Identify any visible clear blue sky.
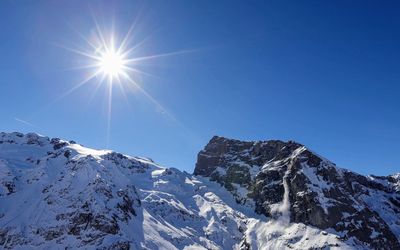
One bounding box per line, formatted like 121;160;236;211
1;1;399;176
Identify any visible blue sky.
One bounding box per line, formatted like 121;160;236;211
1;1;399;175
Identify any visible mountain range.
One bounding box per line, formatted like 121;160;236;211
0;132;399;249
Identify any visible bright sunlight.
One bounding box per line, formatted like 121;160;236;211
97;48;126;80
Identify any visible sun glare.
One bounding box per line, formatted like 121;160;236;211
59;14;193;145
98;48;126;80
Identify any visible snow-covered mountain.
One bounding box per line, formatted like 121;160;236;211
0;132;399;249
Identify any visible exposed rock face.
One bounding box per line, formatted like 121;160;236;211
194;136;400;249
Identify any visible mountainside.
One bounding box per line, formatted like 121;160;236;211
0;132;399;249
194;136;400;249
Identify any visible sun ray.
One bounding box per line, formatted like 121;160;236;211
55;69;102;102
117;17;139;55
61;63;102;71
124;49;196;63
114;75;131;107
106;77;113;147
87;75;106;105
122;74;198;140
123;66;158;79
90;8;108;52
123;75;176;121
53;43;102;61
119;36;146;58
119;32;155;58
65;22;100;51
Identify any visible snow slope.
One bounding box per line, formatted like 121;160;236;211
0;132;398;249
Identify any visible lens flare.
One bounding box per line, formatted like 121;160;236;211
56;13;195;146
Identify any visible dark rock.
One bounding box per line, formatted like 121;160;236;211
64;150;71;158
50;138;68;150
4;181;16;195
101;241;131;250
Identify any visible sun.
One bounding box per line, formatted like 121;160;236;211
97;48;126;80
91;34;131;84
58;15;193;145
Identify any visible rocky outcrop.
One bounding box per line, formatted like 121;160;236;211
194;136;400;249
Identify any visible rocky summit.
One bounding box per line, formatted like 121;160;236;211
194;136;400;249
0;132;399;249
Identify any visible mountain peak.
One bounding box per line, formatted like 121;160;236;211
208;135;303;148
194;136;400;249
194;135;306;177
